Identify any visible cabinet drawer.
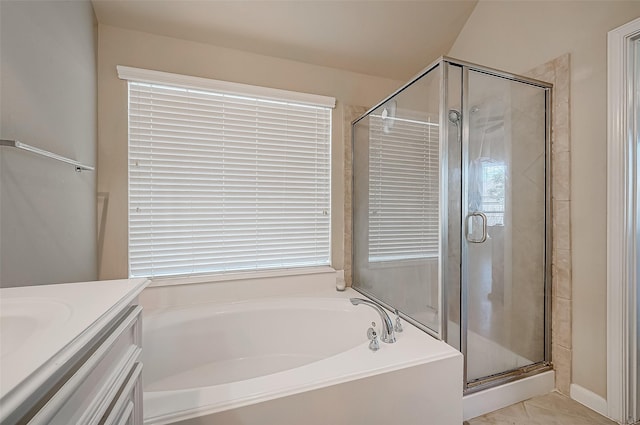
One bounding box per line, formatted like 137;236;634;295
28;306;142;425
103;362;143;425
114;401;134;425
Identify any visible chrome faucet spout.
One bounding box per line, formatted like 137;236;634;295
350;298;396;343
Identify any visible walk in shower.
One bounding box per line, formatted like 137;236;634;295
352;57;552;392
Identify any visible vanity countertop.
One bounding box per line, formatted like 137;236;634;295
0;278;149;415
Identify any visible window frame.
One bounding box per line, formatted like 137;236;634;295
118;66;336;279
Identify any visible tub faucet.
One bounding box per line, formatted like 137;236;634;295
350;298;396;343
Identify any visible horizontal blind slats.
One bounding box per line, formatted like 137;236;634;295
128;80;331;277
368;114;440;262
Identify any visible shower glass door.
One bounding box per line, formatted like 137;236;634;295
463;70;549;383
352;57;551;391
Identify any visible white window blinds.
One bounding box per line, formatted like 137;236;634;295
123;69;332;278
368;114;440;262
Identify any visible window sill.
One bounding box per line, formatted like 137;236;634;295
147;266;336;288
366;256;438;269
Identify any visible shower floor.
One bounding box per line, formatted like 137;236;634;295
411;310;534;381
449;320;534;380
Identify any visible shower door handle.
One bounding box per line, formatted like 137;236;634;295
466;211;488;243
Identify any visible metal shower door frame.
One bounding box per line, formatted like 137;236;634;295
449;57;553;393
351;56;553;393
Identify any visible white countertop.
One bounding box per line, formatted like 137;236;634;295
0;278;149;419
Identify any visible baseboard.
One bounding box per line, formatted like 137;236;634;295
463;371;555;420
570;383;609;418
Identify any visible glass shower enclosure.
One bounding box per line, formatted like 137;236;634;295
352;57;552;392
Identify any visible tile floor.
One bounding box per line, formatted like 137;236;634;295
465;391;617;425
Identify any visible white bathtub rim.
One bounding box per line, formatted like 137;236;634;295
145;335;454;395
143;295;358;323
139;268;338;311
148;265;336;289
144;344;459;425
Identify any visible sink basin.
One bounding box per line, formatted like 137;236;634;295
0;297;72;358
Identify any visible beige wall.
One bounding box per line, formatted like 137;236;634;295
449;0;640;398
0;0;97;287
97;24;402;280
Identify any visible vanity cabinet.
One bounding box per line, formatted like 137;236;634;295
31;305;143;425
0;281;145;425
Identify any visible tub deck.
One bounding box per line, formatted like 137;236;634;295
140;276;463;425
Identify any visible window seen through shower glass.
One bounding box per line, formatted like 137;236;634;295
352;64;442;336
368;103;440;262
480;162;506;226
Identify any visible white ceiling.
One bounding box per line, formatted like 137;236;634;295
91;0;478;80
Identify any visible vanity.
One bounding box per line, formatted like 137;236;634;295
0;278;149;425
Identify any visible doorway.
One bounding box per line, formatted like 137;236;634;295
607;16;640;425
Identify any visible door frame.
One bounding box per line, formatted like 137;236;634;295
607;16;640;425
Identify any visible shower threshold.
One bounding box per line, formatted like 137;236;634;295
465;361;553;394
463;368;555;420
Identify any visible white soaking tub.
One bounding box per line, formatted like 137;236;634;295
141;276;463;425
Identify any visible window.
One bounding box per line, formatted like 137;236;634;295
119;67;334;278
480;162;506;226
368;111;440;262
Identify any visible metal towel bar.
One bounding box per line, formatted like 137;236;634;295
0;139;94;172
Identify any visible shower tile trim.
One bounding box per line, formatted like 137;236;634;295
343;105;367;287
525;53;572;396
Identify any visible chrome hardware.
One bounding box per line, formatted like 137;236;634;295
466;211;488;243
350;298;396;343
394;309;403;333
367;322;377;340
367;322;380;352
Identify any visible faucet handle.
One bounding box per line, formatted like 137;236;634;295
367;323;380;352
394;309;403;333
367;322;377;339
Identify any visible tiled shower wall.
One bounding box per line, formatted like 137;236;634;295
343;105;367;288
525;54;572;395
343;54;571;394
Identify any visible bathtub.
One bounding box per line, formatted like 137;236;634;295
140;275;463;424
